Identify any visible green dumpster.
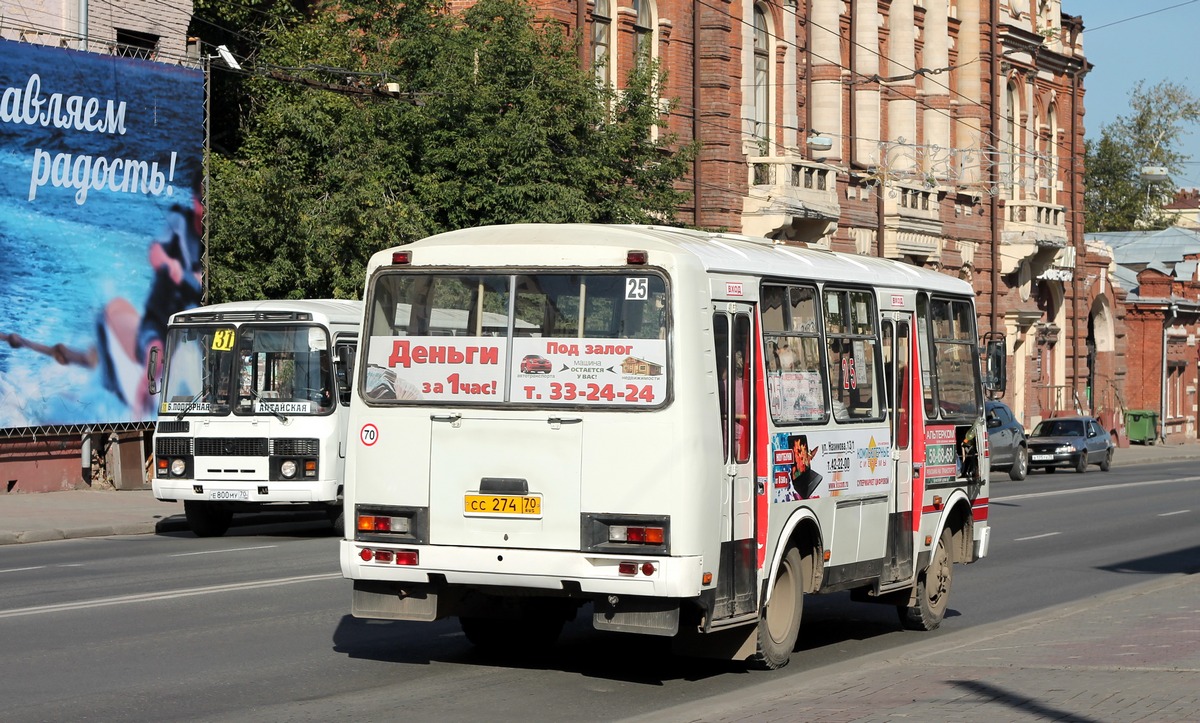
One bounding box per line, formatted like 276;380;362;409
1126;410;1158;445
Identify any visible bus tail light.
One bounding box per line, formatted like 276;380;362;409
609;525;665;545
617;561;656;576
357;514;411;533
626;250;648;265
357;548;419;565
392;250;412;265
584;514;670;554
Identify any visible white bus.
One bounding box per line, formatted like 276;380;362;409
341;224;1000;668
150;299;362;537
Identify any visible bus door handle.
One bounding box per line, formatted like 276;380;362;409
431;413;462;428
548;417;582;430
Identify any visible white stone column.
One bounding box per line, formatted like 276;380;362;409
887;1;917;173
810;0;843;161
956;0;983;186
853;0;880;165
922;0;952;178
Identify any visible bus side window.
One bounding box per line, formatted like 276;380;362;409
713;314;731;460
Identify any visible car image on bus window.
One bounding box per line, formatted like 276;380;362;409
520;354;553;374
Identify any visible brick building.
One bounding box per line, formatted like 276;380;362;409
543;0;1122;431
1093;228;1200;443
1;0;195;61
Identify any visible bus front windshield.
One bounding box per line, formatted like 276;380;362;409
160;325;334;417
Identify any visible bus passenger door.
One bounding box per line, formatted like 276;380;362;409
712;306;757;617
882;315;915;584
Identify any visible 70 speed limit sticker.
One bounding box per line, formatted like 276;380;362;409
360;423;379;446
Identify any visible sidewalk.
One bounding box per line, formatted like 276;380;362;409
1;443;1198;722
633;572;1200;723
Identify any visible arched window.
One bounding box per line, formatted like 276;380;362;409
752;5;771;154
1047;103;1058;204
1005;81;1019;199
592;0;613;87
632;0;653;67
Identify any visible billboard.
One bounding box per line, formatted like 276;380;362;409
0;40;204;430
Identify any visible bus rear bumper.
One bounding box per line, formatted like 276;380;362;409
341;539;704;600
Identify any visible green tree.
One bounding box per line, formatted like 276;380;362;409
1084;80;1200;232
207;0;694;302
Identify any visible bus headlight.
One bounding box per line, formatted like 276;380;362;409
170;458;186;476
280;460;297;478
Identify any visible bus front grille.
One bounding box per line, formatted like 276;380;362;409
195;438;269;457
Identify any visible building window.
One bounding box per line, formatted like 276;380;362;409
115;28;159;60
752;6;771;155
632;0;653;67
1047;103;1058;205
1005;82;1019;199
592;0;613;87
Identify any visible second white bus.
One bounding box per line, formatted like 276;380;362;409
341;224;999;668
150;299;361;537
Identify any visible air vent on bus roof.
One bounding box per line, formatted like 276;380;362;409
175;311;313;323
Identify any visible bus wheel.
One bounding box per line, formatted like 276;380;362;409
899;529;952;631
184;501;232;538
327;506;344;535
752;547;803;670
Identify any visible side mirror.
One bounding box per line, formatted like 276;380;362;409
146;346;160;396
334;344;356;405
981;333;1006;395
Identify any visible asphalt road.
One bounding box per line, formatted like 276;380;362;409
0;462;1195;722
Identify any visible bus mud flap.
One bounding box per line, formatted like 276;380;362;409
593;596;679;636
353;580;441;622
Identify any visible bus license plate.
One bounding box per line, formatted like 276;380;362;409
209;489;250;501
464;494;542;517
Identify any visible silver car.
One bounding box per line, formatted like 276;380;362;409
1027;416;1115;474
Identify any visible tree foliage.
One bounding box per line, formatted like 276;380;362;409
205;0;694;302
1084;80;1200;232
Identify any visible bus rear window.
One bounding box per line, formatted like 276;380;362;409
363;271;669;406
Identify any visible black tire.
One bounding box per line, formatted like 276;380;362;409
1075;451;1088;474
1100;447;1113;472
899;529;953;631
1008;446;1029;481
751;547;804;670
184;501;232;538
328;506;345;535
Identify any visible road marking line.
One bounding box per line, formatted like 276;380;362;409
169;545;278;557
0;572;340;619
0;566;45;574
1014;532;1061;542
995;476;1200;502
1157;510;1190;517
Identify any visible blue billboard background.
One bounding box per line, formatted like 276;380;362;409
0;40;204;430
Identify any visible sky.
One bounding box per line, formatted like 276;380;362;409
1064;0;1200;189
